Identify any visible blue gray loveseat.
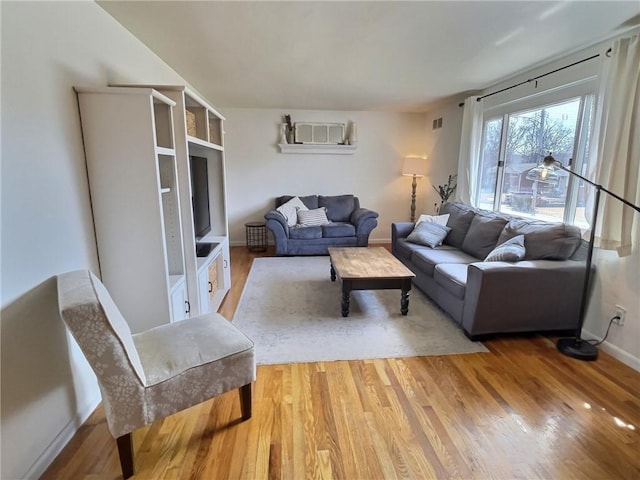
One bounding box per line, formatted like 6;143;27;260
265;194;379;255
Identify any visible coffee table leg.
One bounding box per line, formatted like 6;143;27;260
341;291;350;317
341;281;351;317
400;279;411;315
330;262;336;282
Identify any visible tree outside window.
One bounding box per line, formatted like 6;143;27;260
476;96;593;227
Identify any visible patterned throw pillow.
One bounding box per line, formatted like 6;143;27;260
297;207;330;226
416;213;450;226
484;235;526;262
406;221;451;248
276;196;308;227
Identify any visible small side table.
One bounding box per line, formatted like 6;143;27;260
245;222;267;252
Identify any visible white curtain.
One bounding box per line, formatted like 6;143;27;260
457;96;483;206
591;35;640;257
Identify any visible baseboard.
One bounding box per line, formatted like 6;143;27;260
23;394;101;479
369;238;391;244
229;238;392;247
582;329;640;371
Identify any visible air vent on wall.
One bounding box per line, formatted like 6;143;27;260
432;117;443;130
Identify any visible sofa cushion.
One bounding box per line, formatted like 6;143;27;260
407;221;451;248
276;196;309;227
290;225;322;239
318;195;356;222
416;213;450;226
394;238;456;262
434;263;468;300
322;222;356;238
498;220;581;260
462;214;508;259
277;195;319;210
440;203;475;248
298;207;330;226
485;235;526;262
412;248;478;277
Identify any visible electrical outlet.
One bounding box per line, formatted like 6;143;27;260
613;305;627;325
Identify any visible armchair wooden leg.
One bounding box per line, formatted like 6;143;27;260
239;383;252;421
116;433;134;479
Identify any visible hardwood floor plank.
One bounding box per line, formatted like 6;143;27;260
41;245;640;480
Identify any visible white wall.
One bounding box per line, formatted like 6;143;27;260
0;2;186;478
425;33;640;369
223;108;427;244
422;101;466;214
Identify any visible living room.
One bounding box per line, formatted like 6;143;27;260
2;1;639;478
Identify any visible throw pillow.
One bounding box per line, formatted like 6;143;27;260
297;207;330;226
276;196;308;227
485;235;526;262
406;221;451;248
416;213;450;226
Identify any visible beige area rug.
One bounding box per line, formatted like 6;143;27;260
232;256;488;365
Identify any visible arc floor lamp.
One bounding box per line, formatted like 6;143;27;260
529;154;640;361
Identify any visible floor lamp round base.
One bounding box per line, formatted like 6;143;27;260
557;337;598;361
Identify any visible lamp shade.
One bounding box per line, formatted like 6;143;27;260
402;156;428;177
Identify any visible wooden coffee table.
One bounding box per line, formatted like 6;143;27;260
328;247;416;317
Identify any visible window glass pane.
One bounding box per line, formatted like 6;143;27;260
499;98;581;222
477;117;502;210
572;95;595;230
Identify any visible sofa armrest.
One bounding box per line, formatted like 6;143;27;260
265;211;289;255
265;210;288;234
351;208;378;228
350;208;379;246
462;260;587;337
391;222;415;244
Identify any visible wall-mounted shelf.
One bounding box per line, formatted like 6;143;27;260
278;143;357;155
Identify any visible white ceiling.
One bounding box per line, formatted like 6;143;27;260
98;1;640;112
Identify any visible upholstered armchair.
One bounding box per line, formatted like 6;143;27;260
57;270;255;479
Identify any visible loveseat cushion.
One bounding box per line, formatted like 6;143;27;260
290;225;322;239
462;214;509;259
276;196;308;227
412;248;478;277
498;220;581;260
319;195;357;222
298;207;330;226
440;203;475;248
434;263;468;299
277;195;319;210
323;222;356;238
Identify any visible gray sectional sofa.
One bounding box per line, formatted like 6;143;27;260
392;202;588;339
265;194;379;255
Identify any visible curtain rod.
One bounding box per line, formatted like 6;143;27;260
458;48;611;107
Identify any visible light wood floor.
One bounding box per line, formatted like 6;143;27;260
43;246;640;479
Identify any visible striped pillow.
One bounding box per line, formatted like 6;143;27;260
297;207;330;226
485;235;526;262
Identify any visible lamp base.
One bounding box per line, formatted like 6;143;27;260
556;337;598;361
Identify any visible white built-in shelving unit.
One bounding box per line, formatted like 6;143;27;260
76;85;231;333
111;84;231;316
75;87;188;333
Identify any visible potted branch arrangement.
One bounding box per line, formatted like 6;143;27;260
433;174;457;213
